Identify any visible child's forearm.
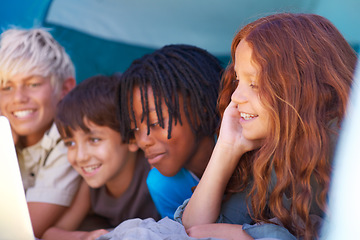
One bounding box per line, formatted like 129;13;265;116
43;227;109;240
42;227;87;240
182;141;244;229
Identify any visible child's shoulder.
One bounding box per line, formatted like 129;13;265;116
146;168;199;192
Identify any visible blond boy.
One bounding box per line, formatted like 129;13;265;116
0;28;81;238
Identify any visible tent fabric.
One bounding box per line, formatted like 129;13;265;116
0;0;359;82
44;0;316;81
41;24;157;82
45;0;315;56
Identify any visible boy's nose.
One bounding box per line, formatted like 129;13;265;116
13;86;29;103
75;144;90;163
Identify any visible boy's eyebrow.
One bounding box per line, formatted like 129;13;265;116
134;107;157;120
87;128;105;136
148;109;160;119
61;136;73;140
4;75;44;84
22;76;37;81
25;75;49;81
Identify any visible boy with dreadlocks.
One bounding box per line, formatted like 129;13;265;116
117;44;223;219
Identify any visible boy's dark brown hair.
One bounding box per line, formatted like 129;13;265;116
55;74;121;140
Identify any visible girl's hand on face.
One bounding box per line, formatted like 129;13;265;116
217;101;262;157
218;101;243;144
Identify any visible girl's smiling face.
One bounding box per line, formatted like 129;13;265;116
231;39;271;141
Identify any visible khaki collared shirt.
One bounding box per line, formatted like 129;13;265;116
17;123;81;206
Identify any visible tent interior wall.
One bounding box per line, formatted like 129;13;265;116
1;0;359;83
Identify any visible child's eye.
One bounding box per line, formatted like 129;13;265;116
27;82;41;88
64;140;75;147
90;137;101;143
130;122;139;132
90;138;100;143
232;79;239;87
150;122;159;128
0;86;12;91
130;127;140;132
130;120;139;132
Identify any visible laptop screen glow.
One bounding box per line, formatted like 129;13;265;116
0;116;35;240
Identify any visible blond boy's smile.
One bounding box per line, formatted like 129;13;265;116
0;74;60;146
12;109;36;118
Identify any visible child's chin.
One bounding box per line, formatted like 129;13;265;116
83;178;104;189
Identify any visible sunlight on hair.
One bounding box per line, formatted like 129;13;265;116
322;60;360;239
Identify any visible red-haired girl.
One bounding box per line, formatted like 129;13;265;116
179;13;358;240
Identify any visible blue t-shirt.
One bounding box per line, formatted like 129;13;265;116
146;167;199;219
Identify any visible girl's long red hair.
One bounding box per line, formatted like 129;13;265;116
219;13;357;239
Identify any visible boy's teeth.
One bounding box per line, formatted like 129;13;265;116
13;110;34;118
83;164;101;173
240;112;257;120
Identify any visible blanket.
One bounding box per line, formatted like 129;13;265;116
96;217;223;240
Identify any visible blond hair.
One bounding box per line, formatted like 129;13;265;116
0;28;75;93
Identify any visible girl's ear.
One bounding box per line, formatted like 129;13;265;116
128;139;139;152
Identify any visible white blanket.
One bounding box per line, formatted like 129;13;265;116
96;217;222;240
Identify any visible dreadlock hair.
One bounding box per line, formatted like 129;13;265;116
219;13;357;240
55;74;121;140
117;44;223;142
